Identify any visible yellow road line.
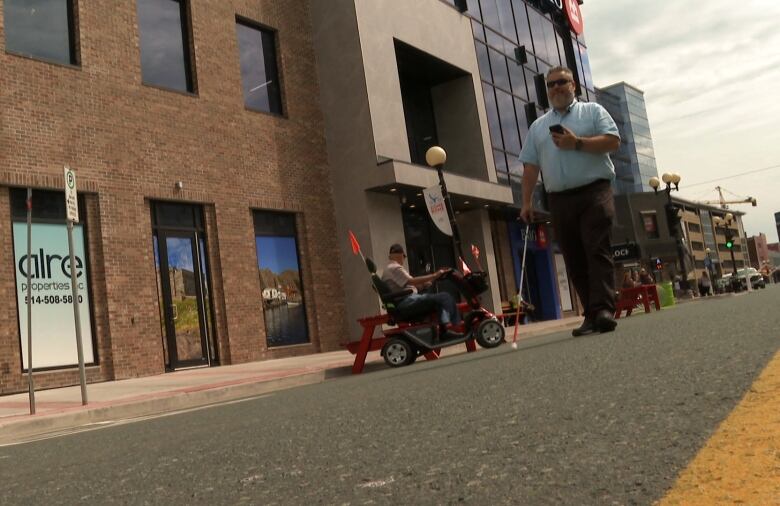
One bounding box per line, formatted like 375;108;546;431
658;350;780;505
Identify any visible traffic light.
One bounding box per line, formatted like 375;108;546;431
725;231;734;250
665;203;681;236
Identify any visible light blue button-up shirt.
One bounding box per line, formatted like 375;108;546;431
519;100;620;192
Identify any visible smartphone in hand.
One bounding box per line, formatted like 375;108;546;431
549;124;565;135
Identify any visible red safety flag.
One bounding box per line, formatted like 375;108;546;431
348;230;361;255
459;257;471;275
471;244;484;271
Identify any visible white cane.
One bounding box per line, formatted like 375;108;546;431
511;223;531;350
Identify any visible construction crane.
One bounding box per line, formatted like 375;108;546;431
694;186;757;209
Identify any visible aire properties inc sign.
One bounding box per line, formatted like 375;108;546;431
14;222;94;370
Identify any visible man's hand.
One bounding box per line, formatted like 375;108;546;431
551;125;577;150
520;204;535;224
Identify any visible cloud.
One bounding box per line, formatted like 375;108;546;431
582;0;780;237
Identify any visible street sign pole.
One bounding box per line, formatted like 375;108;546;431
26;188;35;415
64;167;88;405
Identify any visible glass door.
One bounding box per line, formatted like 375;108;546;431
156;230;210;369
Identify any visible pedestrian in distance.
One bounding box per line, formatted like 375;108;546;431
519;66;621;337
698;270;712;296
622;271;636;289
631;270;640;286
639;268;654;285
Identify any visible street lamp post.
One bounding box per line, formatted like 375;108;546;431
713;213;740;292
705;247;715;290
425;146;465;262
649;173;688;288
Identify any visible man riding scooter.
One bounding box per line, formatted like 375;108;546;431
382;243;463;340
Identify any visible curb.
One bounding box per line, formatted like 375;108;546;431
0;321;583;445
0;367;341;446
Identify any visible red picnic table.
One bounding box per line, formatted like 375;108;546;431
614;284;661;318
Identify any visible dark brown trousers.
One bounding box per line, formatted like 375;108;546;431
547;180;615;318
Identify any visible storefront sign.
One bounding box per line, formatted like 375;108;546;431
536;225;548;249
532;0;583;34
564;0;584;35
423;185;452;236
14;222;94;369
611;242;640;262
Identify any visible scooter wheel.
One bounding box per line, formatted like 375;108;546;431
382;338;416;367
475;318;505;348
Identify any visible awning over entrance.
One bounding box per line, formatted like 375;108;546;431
367;158;514;212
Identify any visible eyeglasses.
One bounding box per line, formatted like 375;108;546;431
546;78;571;89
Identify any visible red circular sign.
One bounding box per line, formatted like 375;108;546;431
536;225;548;249
564;0;584;35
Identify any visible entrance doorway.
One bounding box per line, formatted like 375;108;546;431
401;207;458;300
151;202;216;369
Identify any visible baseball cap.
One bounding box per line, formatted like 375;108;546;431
389;243;405;255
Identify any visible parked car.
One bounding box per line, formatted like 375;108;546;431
736;268;766;289
715;274;738;293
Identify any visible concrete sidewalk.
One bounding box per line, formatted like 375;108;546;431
0;316;582;445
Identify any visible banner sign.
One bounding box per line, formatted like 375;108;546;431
564;0;584;34
14;222;94;369
423;185;452;236
530;0;584;34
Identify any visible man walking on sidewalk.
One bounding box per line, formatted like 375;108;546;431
519;66;621;336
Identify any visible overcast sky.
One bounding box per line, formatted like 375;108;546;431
581;0;780;239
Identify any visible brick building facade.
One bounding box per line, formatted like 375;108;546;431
0;0;347;394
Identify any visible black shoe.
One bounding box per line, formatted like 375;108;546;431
594;309;617;333
572;319;596;337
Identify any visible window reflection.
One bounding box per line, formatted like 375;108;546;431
254;211;308;347
514;2;533;50
496;89;520;154
236;20;283;115
137;0;193;93
482;83;504;150
476;42;492;82
4;0;76;65
488;48;510;92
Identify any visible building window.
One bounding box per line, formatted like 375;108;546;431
4;0;78;65
253;211;308;347
641;211;659;239
236;19;283;115
10;189;96;371
137;0;195;93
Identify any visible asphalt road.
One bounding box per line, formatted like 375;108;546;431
2;286;778;505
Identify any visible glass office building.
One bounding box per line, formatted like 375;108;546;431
596;82;659;194
443;0;594;318
445;0;595;185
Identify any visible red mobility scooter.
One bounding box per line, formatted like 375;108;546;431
360;257;505;368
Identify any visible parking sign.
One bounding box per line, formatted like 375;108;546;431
64;167;78;223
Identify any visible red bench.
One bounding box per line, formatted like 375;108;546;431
614;284;661;319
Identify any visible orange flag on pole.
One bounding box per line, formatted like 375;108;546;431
348;230;362;256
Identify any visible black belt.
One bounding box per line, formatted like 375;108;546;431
548;179;610;196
